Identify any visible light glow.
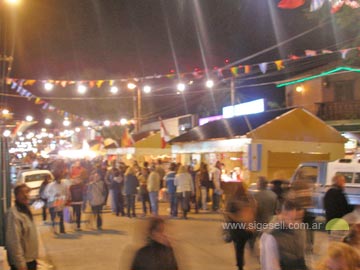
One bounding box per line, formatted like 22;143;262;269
127;82;136;90
77;85;87;94
205;80;214;88
2;109;9;115
44;82;54;91
83;120;90;127
3;130;11;137
143;85;151;93
120;118;127;125
104;120;111;127
110;86;119;94
222;99;265;118
25;115;33;122
177;83;186;92
44;118;52;125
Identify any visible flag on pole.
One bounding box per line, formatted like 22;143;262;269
160;119;170;149
121;128;134;147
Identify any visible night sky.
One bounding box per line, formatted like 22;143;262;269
3;0;342;124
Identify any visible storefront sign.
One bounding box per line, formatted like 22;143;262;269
222;99;265;118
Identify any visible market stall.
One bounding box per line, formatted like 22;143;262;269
170;108;346;186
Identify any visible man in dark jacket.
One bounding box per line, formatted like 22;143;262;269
131;217;178;270
324;174;353;223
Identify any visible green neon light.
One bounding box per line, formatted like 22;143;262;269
277;66;360;88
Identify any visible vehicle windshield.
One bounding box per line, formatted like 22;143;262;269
25;173;51;183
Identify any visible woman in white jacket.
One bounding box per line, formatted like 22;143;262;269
174;165;194;219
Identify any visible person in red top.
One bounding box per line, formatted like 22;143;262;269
70;160;84;179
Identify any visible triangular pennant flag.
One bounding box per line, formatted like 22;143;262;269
217;68;223;78
331;0;344;13
345;0;360;8
166;73;175;79
89;81;95;88
60;81;67;87
42;103;49;110
341;49;350;59
289;54;300;60
305;50;317;56
230;67;239;77
36;98;45;105
322;49;333;54
48;105;55;111
244;65;251;74
16;86;22;93
6;78;13;85
259;63;268;74
96;80;104;88
24;80;36;86
275;60;285;70
11;82;17;89
278;0;305;9
310;0;326;11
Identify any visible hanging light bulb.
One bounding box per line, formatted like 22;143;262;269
206;79;214;88
44;118;52;125
110;86;119;94
143;85;151;93
127;82;136;90
103;120;111;127
44;82;54;91
177;83;186;92
25;115;33;122
77;85;87;94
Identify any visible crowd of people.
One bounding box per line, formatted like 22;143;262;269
4;157;360;270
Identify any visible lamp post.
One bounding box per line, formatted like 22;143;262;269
0;0;20;246
127;82;143;133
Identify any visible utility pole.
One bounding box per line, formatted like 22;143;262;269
230;78;235;106
137;86;141;133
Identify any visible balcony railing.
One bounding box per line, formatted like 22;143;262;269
316;101;360;121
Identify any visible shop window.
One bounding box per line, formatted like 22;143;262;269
294;166;318;183
354;173;360;184
335;172;353;183
334;81;354;101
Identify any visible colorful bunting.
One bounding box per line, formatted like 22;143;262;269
259;63;268;74
310;0;326;11
275;60;285;70
278;0;305;9
305;50;317;56
244;65;251;74
230;67;239;77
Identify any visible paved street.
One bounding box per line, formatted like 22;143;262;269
32;202;329;270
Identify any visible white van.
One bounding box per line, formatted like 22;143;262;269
16;170;54;202
291;158;360;216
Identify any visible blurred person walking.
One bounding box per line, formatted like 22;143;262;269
147;166;161;216
260;200;307;270
174;165;195;219
124;166;139;218
5;184;39;270
165;163;178;217
250;176;277;251
197;162;211;211
39;174;51;223
324;174;353;223
45;160;68;234
212;161;223;211
69;177;85;230
88;170;107;230
138;167;151;217
224;183;256;270
316;242;360;270
131;217;178;270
